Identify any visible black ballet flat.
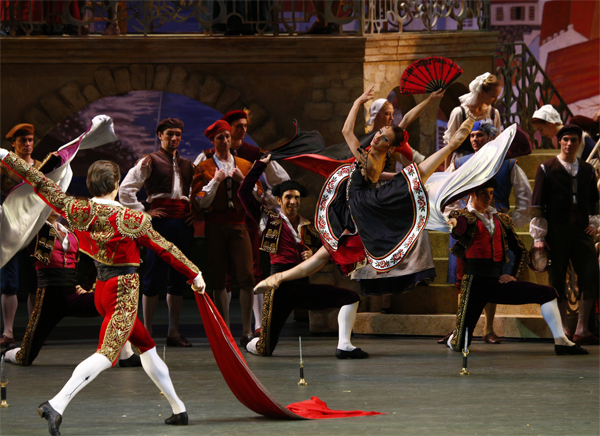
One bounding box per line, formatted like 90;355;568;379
165;411;188;425
37;401;62;436
336;348;369;359
555;344;589;355
118;354;142;368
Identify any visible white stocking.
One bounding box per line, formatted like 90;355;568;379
140;347;185;414
337;302;359;351
49;353;112;415
253;293;264;332
118;341;134;360
4;347;19;363
541;300;574;346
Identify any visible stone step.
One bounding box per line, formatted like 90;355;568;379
352;313;552;339
516;149;557;178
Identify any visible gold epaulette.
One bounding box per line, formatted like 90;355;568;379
117;208;152;238
65;198;96;230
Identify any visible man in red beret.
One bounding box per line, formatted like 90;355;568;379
119;117;196;347
193;111;288;337
0;123;41;348
191;120;263;347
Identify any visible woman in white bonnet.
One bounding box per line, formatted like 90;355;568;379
531;104;564;147
443;72;502;166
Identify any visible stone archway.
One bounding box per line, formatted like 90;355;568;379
21;65;283;149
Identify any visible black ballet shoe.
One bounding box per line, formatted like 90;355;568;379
165;411;188;425
37;401;62;436
555;344;589;355
336;348;369;359
118;354;142;368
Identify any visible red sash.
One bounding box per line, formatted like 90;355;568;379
151;198;189;219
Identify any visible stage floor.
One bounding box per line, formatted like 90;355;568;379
2;336;599;435
1;302;599;436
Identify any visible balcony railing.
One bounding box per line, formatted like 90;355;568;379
0;1;490;37
495;42;573;148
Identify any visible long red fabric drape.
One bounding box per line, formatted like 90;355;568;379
193;292;384;420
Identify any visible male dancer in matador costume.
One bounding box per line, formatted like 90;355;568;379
3;210;140;367
446;179;588;356
0;148;205;436
244;156;368;358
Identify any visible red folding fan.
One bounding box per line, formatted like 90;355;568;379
399;57;463;94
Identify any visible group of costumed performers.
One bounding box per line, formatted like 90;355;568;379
255;86;516;329
3;209;141;367
445;179;589;356
193;110;289;344
1;77;580;435
238;155;367;359
0;146;206;435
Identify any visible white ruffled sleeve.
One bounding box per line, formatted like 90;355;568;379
529;217;548;241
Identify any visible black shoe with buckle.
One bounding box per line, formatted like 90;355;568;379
37;401;62;436
336;348;369;359
555;344;589;355
165;411;188;425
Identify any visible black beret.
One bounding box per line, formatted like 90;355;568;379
557;124;583;141
272;180;307;198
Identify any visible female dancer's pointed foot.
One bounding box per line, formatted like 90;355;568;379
254;273;283;294
37;401;62;435
165;411;188;425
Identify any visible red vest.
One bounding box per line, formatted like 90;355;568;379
465;217;504;262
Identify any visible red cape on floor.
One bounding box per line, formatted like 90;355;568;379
193;291;384;420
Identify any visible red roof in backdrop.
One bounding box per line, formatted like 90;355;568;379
545;38;600;104
541;0;599;42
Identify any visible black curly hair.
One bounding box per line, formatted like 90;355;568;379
272;180;307;198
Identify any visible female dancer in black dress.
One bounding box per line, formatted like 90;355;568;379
255;86;482;290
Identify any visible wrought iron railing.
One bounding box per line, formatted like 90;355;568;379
0;1;490;37
495;42;573;148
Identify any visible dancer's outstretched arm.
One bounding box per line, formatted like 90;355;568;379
254;246;331;293
398;89;445;130
342;86;375;160
417;116;475;183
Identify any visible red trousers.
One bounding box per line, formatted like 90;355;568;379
95;273;155;365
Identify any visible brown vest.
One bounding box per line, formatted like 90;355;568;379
142;148;194;196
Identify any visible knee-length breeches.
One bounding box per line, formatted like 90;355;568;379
95;273;155;364
16;285;98;366
256;277;360;356
451;274;558;350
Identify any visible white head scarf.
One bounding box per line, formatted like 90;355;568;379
532;104;562;124
459;72;491;107
367;98;390;126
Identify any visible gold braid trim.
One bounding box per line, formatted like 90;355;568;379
145;228;199;276
4;152;67;210
65;198;96;230
16;288;46;366
450;274;474;352
256;289;275;356
97;274;139;363
117;208;152;238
